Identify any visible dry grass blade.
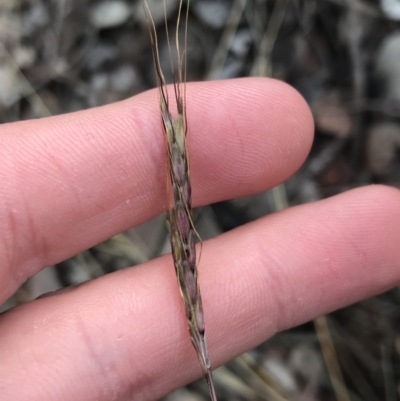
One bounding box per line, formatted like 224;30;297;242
140;1;218;399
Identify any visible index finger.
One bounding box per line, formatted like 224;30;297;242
0;78;313;300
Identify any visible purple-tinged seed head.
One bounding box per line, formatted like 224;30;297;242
176;201;190;239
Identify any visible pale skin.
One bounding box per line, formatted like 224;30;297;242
1;78;400;401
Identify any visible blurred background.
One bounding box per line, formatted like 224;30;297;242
1;0;400;400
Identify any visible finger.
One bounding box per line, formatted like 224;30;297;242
1;185;399;401
0;78;313;299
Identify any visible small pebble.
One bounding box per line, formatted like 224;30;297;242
376;32;400;102
381;0;400;20
109;64;138;92
192;0;231;29
90;1;131;29
12;45;36;68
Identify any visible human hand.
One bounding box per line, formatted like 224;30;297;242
1;78;400;401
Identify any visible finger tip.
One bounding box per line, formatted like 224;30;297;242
186;78;314;202
364;183;400;206
339;184;400;226
238;77;315;177
268;78;315;158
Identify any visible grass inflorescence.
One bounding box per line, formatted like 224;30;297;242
141;1;217;399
